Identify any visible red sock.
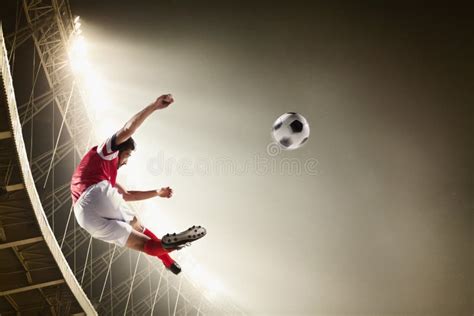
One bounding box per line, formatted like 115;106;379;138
157;253;175;268
143;239;170;257
143;228;175;267
143;228;160;240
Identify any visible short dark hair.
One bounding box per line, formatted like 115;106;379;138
117;137;136;152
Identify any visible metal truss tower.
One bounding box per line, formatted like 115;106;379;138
0;0;244;314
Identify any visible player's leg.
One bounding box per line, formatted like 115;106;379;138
128;216;179;273
125;228;173;257
124;229;149;251
87;217;170;257
129;216;145;232
128;216;205;252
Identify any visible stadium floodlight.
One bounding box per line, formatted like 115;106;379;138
67;21;111;125
69;34;87;74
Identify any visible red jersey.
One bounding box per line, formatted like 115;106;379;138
71;135;119;204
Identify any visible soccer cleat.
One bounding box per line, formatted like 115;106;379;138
161;226;206;249
167;262;182;275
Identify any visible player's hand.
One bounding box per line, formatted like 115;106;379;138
153;94;174;110
158;187;173;198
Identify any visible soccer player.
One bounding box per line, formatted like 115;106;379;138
70;94;206;275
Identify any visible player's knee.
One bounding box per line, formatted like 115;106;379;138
126;230;147;251
130;216;144;232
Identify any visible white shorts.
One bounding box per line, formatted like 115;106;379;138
73;180;136;247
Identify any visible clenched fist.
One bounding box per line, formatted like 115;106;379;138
158;186;173;198
153;94;174;110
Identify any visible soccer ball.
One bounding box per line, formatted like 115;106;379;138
271;112;310;150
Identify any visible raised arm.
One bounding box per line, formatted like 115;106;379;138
115;94;174;146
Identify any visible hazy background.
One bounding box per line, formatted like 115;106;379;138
70;1;473;315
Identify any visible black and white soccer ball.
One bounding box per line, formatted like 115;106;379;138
271;112;310;150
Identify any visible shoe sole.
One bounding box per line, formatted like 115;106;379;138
162;226;206;249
